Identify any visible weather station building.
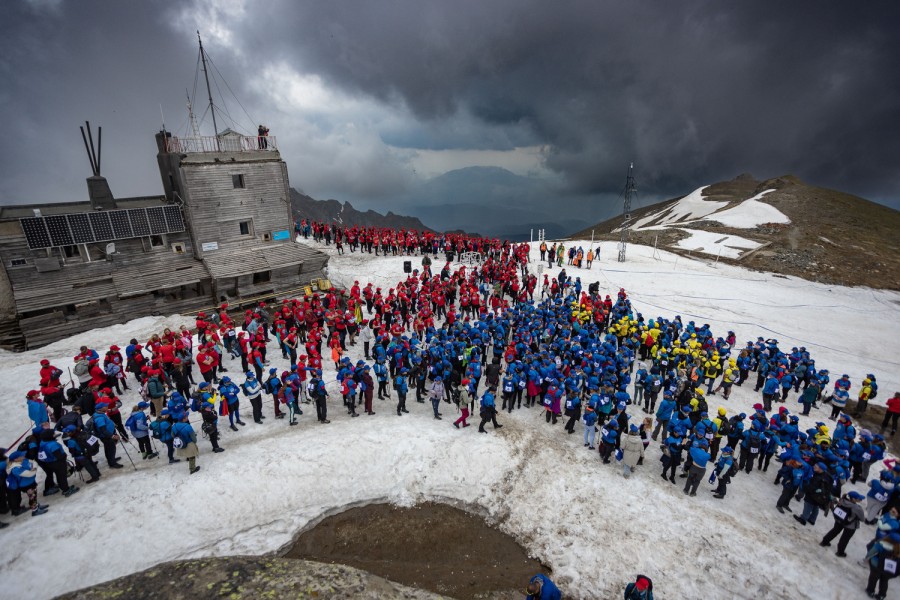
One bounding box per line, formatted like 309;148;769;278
0;125;327;350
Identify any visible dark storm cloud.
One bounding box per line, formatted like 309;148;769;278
1;0;898;209
237;0;900;204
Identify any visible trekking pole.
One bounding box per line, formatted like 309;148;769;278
118;438;138;471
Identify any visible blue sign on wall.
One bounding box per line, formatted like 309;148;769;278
272;229;290;241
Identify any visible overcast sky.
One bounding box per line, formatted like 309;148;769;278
1;0;898;215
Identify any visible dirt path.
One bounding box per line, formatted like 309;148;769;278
284;502;550;599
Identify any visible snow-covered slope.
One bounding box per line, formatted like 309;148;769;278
1;239;898;600
626;186;790;259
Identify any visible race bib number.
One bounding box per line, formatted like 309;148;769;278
37;451;48;461
885;559;898;575
875;492;889;502
518;381;526;389
173;437;184;449
863;452;872;461
87;435;99;446
565;400;573;410
750;447;759;454
705;433;714;440
833;507;848;521
600;428;609;437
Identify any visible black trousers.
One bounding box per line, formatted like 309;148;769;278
250;395;263;422
821;522;856;553
866;566;890;597
315;396;328;422
101;437;118;466
776;484;797;508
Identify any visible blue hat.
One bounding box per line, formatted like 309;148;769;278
137;401;150;409
269;368;278;374
63;425;77;434
221;376;231;384
629;424;639;434
9;450;26;461
246;371;255;378
95;402;109;411
161;408;170;416
815;462;828;471
848;491;865;501
722;446;733;454
198;382;210;389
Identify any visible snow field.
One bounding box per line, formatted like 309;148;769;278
0;238;897;599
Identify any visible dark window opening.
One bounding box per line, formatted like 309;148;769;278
253;271;271;284
239;221;251;236
62;245;79;258
9;258;27;267
149;235;165;248
232;174;245;188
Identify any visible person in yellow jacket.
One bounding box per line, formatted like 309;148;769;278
714;366;737;400
703;355;722;395
853;378;873;418
711;407;729;460
556;243;565;267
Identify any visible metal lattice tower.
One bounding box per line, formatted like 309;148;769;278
617;162;636;262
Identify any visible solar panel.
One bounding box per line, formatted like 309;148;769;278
20;205;186;249
21;217;51;249
109;210;132;239
46;215;73;246
89;212;114;241
67;213;94;244
147;206;168;234
128;209;150;236
164;205;184;231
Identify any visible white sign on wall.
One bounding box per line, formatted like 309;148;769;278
201;241;219;251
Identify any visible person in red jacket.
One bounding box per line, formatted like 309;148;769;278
881;392;900;436
197;345;218;384
87;359;107;388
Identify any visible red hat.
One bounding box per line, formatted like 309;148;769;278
101;387;112;394
173;358;182;365
40;359;50;365
220;303;228;309
27;389;41;397
110;345;120;351
635;577;650;592
198;312;206;318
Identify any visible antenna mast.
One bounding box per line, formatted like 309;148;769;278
617;162;636;263
186;89;201;139
197;31;220;150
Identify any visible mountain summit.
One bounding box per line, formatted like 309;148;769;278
573;174;900;289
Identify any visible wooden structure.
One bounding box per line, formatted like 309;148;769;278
0;127;327;350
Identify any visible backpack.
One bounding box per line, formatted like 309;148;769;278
650;378;662;393
718;417;733;437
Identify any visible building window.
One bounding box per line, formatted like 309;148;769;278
62;245;79;258
239;221;251;236
232;174;245;189
149;235;165;248
9;258;27;267
253;271;271;284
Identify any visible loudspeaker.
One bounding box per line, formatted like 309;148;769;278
403;260;412;273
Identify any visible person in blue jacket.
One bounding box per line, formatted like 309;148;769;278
125;402;157;460
478;386;503;432
525;573;561;600
599;420;619;464
394;367;410;416
62;425;101;483
90;402;122;469
150;410;178;464
683;439;711;496
710;446;734;499
6;451;48;517
762;373;779;412
37;428;79;498
218;376;245;431
651;392;676;441
624;574;654;600
26;390;49;427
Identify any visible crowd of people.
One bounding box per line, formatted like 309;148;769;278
3;220;897;599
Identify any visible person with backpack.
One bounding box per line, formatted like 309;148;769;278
361;365;375;416
62;425;101;483
150;410;178;464
710;446;735;499
794;462;833;526
683;439;711;497
5;451;48;517
146;372;166;417
264;368;285;419
125;402;157;460
478;386;502;433
394;368;410;416
199;397;225;452
171;416;200;475
644;371;663;414
865;531;900;599
36;427;79;498
89;402;122;469
820;491;865;557
624;575;654;600
374;361;390;400
621;424;644;478
308;369;330;424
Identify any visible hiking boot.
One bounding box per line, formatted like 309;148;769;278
777;506;785;514
820;541;831;547
148;452;159;459
434;415;442;420
230;425;239;431
793;516;807;525
63;487;80;497
836;551;847;557
109;463;124;469
236;420;246;426
190;467;201;475
213;448;225;453
85;477;100;484
32;506;49;517
43;487;60;497
169;459;181;464
453;422;460;429
495;424;503;429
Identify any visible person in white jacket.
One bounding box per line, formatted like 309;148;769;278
622;424;645;478
429;376;446;420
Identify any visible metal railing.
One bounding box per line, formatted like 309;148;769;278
165;135;278;154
